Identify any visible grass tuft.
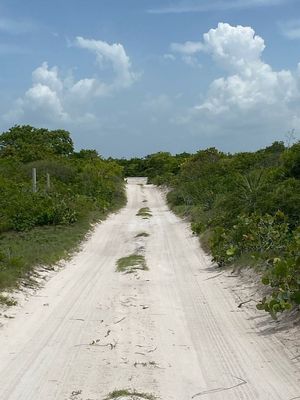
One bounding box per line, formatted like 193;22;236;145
136;208;152;218
116;254;148;273
0;294;17;307
104;389;156;400
135;232;150;238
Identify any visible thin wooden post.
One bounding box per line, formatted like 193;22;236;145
32;168;37;193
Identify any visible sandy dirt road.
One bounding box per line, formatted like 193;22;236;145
0;178;299;400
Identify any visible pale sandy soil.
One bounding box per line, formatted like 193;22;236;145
0;178;299;400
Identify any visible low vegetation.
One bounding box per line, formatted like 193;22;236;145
104;389;156;400
136;208;152;218
115;151;189;184
0;293;17;307
116;254;148;273
135;232;150;238
0;125;125;297
116;141;300;318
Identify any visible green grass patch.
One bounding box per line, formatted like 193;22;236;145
136;207;152;218
0;199;126;296
135;232;150;238
116;254;148;273
104;389;156;400
0;293;17;307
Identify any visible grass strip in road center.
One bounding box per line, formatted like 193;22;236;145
136;207;152;218
135;232;150;238
116;254;148;273
104;389;156;400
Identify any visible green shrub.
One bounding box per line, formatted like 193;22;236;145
210;212;290;266
257;228;300;317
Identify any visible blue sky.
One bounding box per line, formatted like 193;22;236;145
0;0;300;157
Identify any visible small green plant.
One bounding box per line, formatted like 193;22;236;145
136;208;152;218
104;389;156;400
234;170;267;212
0;294;17;307
116;254;148;273
135;232;150;238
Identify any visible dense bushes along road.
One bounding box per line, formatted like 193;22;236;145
116;142;300;318
1;124;299;318
0;125;125;302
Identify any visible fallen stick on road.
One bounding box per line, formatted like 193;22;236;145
192;376;247;398
114;316;126;324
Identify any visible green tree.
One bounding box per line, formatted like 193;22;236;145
0;125;74;162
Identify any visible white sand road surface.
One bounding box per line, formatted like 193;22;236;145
0;178;299;400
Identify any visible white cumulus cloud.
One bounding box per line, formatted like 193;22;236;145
24;83;67;120
170;41;205;66
171;23;266;71
202;23;265;71
170;41;204;55
75;36;137;89
32;62;64;93
4;37;137;126
172;23;300;143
